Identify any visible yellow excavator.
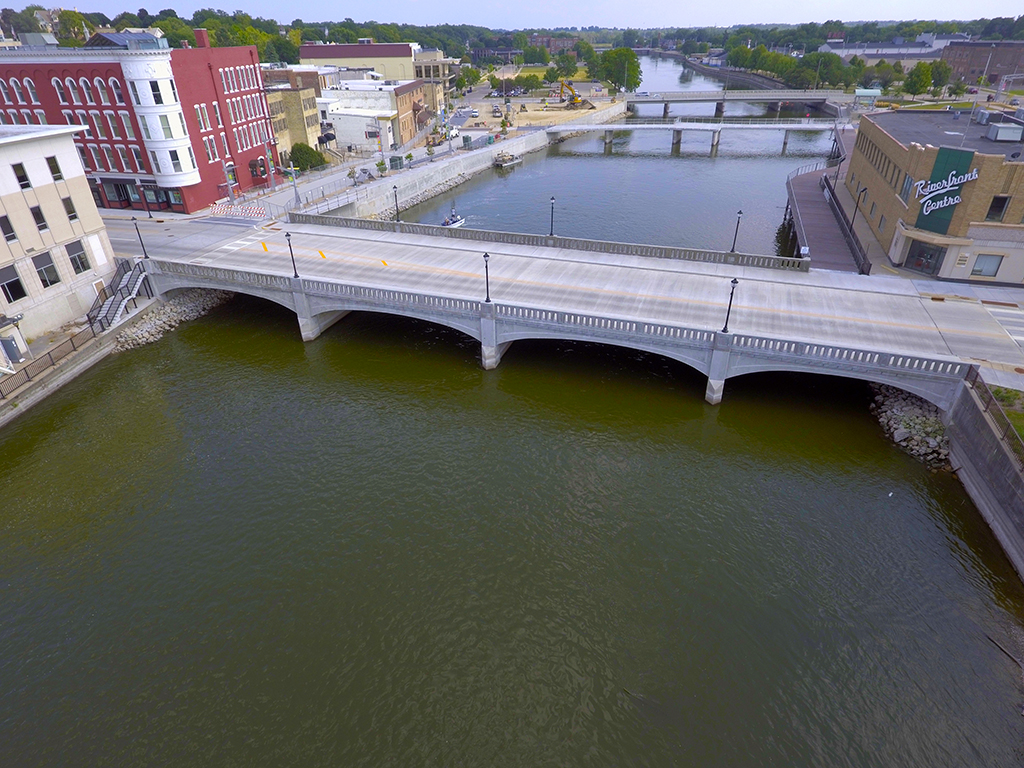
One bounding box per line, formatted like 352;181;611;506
559;80;583;108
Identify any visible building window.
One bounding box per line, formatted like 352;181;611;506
178;112;187;136
201;103;210;130
91;113;106;139
987;196;1010;222
120;113;135;139
972;253;1003;277
89;146;103;170
0;265;27;303
77;111;91;138
102;146;117;171
46;155;63;181
12;162;30;189
899;174;913;203
0;215;16;242
0;80;9;103
24;78;38;103
10;79;24;103
221;132;229;156
879;215;886;234
131;146;145;172
150;80;163;105
905;239;947;276
128;80;140;105
149;150;161;173
187;146;197;169
95;78;109;104
33;252;61;288
214;102;223;127
869;202;876;219
77;145;90;170
66;240;89;273
169;149;182;173
169;190;182;205
140;115;152;140
117;146;131;171
111;79;125;105
168;80;178;103
66;79;80;104
80;79;95;104
34;110;46;124
159;114;173;139
31;205;47;231
107;113;122;139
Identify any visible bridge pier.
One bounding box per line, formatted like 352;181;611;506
710;129;721;156
480;302;512;369
767;101;781;113
663;103;670;118
714;101;725;117
704;332;734;405
604;129;614;146
291;278;349;341
672;128;682;147
782;130;790;154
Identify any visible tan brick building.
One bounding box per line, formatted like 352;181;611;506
846;110;1024;281
266;86;320;161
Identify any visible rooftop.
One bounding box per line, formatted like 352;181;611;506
868;109;1024;162
0;124;83;147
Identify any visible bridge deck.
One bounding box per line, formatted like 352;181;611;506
148;220;1024;378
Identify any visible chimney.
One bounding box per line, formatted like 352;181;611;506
194;28;210;48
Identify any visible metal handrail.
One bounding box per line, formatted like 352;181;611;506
0;324;96;399
820;175;872;275
966;366;1024;471
87;258;133;328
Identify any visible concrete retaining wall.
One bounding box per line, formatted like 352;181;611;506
946;381;1024;580
338;101;628;219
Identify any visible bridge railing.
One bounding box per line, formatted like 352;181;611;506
965;366;1024;470
820;175;872;275
627;89;845;102
287;212;810;273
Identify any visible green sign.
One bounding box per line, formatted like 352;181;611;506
913;147;978;235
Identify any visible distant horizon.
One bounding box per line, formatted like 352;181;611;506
74;3;1017;32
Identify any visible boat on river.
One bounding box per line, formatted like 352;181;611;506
493;151;522;169
441;204;465;228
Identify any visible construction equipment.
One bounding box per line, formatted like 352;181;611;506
559;80;583;108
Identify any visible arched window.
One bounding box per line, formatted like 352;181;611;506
10;79;25;104
66;78;81;104
23;78;38;104
94;78;109;105
109;78;124;105
51;77;66;104
0;80;9;104
80;78;94;105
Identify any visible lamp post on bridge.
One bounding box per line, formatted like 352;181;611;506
549;196;555;237
285;232;299;278
483;252;491;303
393;185;400;222
730;209;743;253
131;216;149;259
721;278;739;334
850;186;868;234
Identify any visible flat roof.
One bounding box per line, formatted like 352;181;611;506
868;109;1024;162
0;124;83;147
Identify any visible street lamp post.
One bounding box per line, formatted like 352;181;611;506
833;156;843;184
289;161;301;207
483;252;491;303
131;216;150;259
850;186;868;233
285;232;299;278
730;209;743;252
138;181;152;218
721;278;739;333
393;185;400;222
549;196;555;237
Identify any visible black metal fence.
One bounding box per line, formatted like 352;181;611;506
820;175;872;275
966;366;1024;471
0;324;97;399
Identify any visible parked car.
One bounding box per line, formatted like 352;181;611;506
470;109;479;117
967;87;978;94
1011;98;1021;106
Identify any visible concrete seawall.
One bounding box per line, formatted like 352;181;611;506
946;380;1024;580
337;101;628;220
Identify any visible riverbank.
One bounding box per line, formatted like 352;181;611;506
870;384;950;468
114;289;234;351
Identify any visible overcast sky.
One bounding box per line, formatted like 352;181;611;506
118;1;1014;30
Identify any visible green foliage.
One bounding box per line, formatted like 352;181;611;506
154;17;196;48
462;67;481;85
601;48;641;92
554;53;577;79
291;142;325;171
543;67;559;84
903;62;932;99
54;9;93;45
522;45;549;64
930;59;951;89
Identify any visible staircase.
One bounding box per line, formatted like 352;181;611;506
86;259;153;331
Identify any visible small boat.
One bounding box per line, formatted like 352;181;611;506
441;204;465;228
493;151;522;169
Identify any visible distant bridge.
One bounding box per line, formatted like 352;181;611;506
625;89;851;118
549;117;839;153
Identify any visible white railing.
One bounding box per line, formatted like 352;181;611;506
627;90;845;102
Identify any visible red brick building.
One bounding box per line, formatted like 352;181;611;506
0;29;277;214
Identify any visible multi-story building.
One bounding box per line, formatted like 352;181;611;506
942;41;1024;87
299;40;417;80
528;35;579;56
266;86;320;162
318;80;430;150
413;49;459;111
0;124;117;346
0;29;277;215
845;109;1024;281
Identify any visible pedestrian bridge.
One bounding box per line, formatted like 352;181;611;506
625;89;848;105
144;258;972;411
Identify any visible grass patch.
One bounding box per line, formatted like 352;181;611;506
992;387;1024;438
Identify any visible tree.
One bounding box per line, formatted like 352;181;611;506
522;45;549;64
54;9;93;46
554;53;577;79
903;62;932;100
621;28;640;48
601;47;641;93
543;67;559;84
454;75;466;91
153;17;195;47
512;31;527;50
930;59;951;92
462;67;481;86
949;81;967;97
291;142;325;171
